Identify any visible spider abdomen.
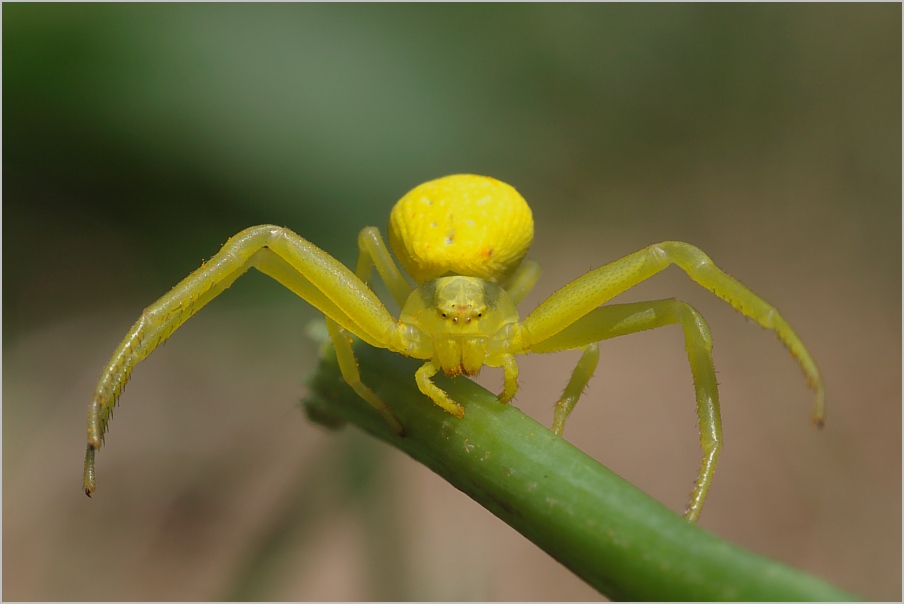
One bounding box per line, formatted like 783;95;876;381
388;174;534;284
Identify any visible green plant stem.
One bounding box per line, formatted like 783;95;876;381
304;343;856;601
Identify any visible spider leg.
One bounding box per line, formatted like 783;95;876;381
550;343;600;436
502;259;542;305
495;353;520;404
532;299;721;523
522;241;824;426
85;225;405;495
324;318;404;434
250;249;405;434
414;359;465;418
356;227;412;307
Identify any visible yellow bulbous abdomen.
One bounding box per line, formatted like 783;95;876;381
388;174;534;284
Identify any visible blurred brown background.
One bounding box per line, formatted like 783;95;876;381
3;4;900;601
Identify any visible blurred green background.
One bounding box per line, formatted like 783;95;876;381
3;4;900;600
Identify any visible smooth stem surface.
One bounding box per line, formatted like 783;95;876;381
304;343;855;601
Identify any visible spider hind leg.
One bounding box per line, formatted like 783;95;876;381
534;299;722;522
551;343;600;436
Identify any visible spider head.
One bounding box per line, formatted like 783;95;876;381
401;276;519;376
435;281;488;329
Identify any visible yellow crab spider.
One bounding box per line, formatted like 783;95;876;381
84;174;824;522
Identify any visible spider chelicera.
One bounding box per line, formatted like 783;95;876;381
84;173;824;521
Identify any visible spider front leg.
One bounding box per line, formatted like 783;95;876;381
84;225;407;495
524;241;824;426
215;244;409;436
531;299;722;522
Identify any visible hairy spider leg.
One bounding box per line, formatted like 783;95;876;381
84;225;410;495
549;344;600;435
496;353;521;404
85;243;253;493
531;299;722;522
414;359;466;418
522;241;825;427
